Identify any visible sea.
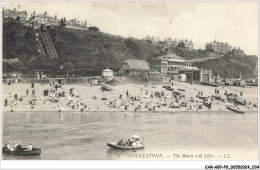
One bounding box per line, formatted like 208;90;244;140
2;111;258;160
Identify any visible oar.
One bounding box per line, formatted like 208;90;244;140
9;149;14;158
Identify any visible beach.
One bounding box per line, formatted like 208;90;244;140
2;78;258;160
2;78;258;113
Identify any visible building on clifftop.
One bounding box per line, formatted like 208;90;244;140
3;7;28;25
30;11;59;28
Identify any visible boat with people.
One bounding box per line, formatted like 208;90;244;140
107;135;145;150
2;147;41;156
2;142;41;156
226;105;245;114
233;98;246;106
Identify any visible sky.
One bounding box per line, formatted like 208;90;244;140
2;1;259;55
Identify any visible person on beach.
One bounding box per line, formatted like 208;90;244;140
14;94;17;100
126;90;129;97
153;105;156;112
32;89;35;96
4;98;8;106
26;89;29;95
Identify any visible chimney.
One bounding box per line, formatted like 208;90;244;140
85;20;87;26
55;14;57;18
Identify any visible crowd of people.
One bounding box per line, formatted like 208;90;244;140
2;78;257;113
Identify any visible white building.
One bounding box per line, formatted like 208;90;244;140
102;68;114;81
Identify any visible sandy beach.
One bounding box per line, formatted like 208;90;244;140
2;78;258;113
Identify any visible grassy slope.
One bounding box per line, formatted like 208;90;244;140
193;56;257;78
48;27;158;71
3;20;40;62
2;21;258;78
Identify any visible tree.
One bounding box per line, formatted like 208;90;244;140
88;26;100;32
177;42;185;48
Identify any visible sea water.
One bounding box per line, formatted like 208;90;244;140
2;111;258;160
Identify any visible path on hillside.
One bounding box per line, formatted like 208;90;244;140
188;54;224;63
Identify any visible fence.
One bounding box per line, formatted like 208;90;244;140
2;76;102;84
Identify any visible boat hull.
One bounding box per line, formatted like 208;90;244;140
233;98;246;106
226;105;245;114
107;142;145;150
2;147;41;156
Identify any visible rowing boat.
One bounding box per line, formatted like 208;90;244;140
233;98;246;106
2;147;41;156
107;142;145;150
226;105;245;114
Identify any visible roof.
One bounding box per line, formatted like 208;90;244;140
123;59;150;70
158;54;186;62
3;9;27;15
102;69;113;72
168;58;185;63
35;13;56;19
179;67;199;71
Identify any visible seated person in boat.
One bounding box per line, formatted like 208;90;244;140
14;143;22;151
27;143;34;151
132;138;140;147
117;139;125;146
131;137;140;148
5;141;11;150
6;141;15;152
126;139;132;146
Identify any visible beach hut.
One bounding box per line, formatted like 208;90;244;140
120;59;151;76
102;67;114;81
